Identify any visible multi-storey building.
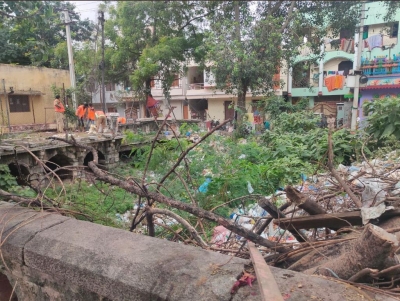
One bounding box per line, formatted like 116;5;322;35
91;62;285;123
287;1;400;127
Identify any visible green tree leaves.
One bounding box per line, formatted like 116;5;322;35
0;1;94;67
364;97;400;141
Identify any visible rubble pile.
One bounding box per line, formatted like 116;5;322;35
209;150;400;297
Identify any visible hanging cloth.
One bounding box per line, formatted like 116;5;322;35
324;76;335;92
367;34;383;51
146;95;158;108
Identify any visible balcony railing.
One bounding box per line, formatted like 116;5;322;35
188;83;205;90
361;55;400;76
292;77;311;88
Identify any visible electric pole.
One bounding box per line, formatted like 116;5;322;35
98;10;106;113
61;10;77;110
351;1;366;131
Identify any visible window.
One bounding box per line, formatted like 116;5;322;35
8;95;30;113
390;22;399;38
105;83;116;91
338;60;353;76
363;25;369;40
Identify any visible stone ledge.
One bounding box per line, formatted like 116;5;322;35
1;202;398;301
0;202;259;300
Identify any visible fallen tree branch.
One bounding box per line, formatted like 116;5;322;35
158;119;231;187
327;130;362;208
142;107;174;185
348;268;379;283
285;186;327;215
147;207;208;248
87;161;289;251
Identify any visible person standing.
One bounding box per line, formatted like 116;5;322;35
327;114;336;130
95;110;107;133
75;103;88;132
54;95;65;133
86;103;95;130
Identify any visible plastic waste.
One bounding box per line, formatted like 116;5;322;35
337;164;348;173
238;154;246;159
361;203;391;225
348;166;361;173
247;181;254;194
199;178;212;193
361;178;389;207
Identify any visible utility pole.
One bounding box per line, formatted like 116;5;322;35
351;1;366;131
2;79;11;132
61;10;77;110
98;10;106;113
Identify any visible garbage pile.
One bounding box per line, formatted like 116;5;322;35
207;150;400;296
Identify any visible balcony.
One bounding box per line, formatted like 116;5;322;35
293;76;311;89
361;55;400;76
188;83;205;90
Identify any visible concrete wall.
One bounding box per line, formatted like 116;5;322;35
0;64;71;127
1;202;397;301
0;202;259;301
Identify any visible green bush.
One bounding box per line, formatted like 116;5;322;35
364;97;400;141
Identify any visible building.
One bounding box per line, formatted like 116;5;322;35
0;64;71;132
358;1;400;122
287;1;400;128
91;62;285;123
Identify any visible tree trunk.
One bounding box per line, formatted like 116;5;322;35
311;224;398;280
285;186;327;215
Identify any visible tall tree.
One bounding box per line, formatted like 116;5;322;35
105;1;208;103
0;1;94;67
204;1;361;129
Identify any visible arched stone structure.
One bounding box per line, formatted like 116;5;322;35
83;151;106;166
45;153;73;180
7;162;30;186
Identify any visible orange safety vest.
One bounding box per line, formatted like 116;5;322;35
117;117;126;124
76;105;87;118
54;99;65;113
87;107;95;120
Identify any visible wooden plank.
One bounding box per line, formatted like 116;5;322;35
273;210;400;230
248;242;284;301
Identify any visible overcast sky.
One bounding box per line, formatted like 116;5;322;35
69;1;103;22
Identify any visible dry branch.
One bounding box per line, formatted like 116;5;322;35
327;130;362;208
157;119;231;187
285;186;327;215
87;161;289;251
348;268;379;283
147;207;207;248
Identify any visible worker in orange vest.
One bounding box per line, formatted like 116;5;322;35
75;103;88;132
86;103;95;130
95;110;107;133
54;95;65;133
117;117;126;124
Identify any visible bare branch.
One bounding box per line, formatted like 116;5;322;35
147;207;208;248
